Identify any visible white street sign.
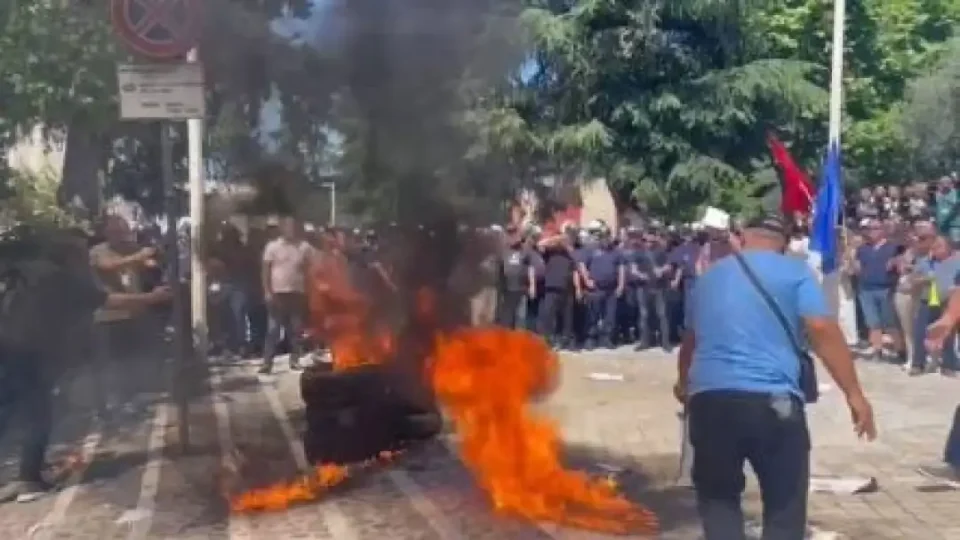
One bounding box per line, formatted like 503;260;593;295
117;63;205;120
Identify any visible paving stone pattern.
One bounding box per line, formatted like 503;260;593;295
0;349;956;539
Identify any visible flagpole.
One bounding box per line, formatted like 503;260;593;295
828;0;846;147
822;0;846;322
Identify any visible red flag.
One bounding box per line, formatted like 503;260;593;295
767;133;814;215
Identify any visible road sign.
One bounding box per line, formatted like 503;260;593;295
111;0;201;60
117;63;205;120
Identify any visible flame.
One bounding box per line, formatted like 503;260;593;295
428;327;658;535
231;451;402;512
307;250;394;371
232;244;657;534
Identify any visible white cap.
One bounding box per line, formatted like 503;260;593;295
304;223;315;232
700;206;730;230
266;215;279;226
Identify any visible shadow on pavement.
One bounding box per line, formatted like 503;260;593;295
562;444;700;535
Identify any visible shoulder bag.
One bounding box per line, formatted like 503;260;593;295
732;252;820;403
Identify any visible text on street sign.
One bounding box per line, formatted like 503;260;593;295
117;63;205;120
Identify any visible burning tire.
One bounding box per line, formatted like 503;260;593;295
300;364;442;465
299;364;394;407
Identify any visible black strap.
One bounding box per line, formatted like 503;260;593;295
732;252;807;358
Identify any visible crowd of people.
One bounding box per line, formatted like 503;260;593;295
0;193;957;539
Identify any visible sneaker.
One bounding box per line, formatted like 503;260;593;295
941;368;957;378
289;360;303;372
257;364;273;375
0;480;53;504
917;464;960;487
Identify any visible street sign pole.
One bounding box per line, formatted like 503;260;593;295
187;47;208;364
112;0;204;452
161;123;190;451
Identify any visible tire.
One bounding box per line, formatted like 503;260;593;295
302;404;405;464
299;364;394;407
397;412;443;441
302;402;442;465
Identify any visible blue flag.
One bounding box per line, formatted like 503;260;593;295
810;142;842;273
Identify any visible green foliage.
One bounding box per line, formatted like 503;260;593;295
488;0;960;219
0;169;79;229
0;0;121;145
902;35;960;175
0;0;320;215
750;0;958;183
499;0;831;217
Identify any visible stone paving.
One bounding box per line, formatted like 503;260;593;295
0;348;955;539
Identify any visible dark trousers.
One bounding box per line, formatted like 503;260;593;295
689;390;810;540
946;404;960;468
538;288;574;344
94;318;161;412
496;290;526;329
913;303;960;370
587;288;618;344
248;300;268;355
637;287;671;347
0;345;53;483
263;292;306;367
525;290;542;333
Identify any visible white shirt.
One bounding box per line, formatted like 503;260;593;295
262;238;314;294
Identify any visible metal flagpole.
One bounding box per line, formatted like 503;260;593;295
828;0;846;147
823;0;847;319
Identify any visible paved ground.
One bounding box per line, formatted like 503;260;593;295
0;347;957;539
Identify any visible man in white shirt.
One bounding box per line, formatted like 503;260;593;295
260;217;315;374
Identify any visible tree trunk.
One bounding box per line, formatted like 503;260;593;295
57;121;104;219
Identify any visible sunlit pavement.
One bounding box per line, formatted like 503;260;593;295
0;348;957;539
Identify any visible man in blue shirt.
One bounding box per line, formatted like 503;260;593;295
668;236;699;332
675;213;876;540
852;219;903;361
638;231;674;350
579;229;625;349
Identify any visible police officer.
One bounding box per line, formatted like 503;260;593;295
641;229;674;351
523;228;545;332
620;228;644;344
579;224;626;349
537;227;579;349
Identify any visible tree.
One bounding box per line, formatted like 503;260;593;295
751;0;959;184
0;0;324;216
498;0;828;219
902;36;960;175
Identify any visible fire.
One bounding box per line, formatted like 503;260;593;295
230;451;402;512
231;464;349;512
428;327;658;535
233;239;657;534
306;248;393;371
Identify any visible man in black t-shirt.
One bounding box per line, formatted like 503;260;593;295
0;235;170;504
496;226;535;329
537;231;580;349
